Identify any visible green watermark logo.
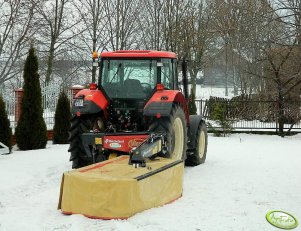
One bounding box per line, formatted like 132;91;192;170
266;210;298;230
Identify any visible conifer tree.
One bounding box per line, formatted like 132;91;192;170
0;95;12;151
53;91;71;144
15;47;47;150
188;87;197;115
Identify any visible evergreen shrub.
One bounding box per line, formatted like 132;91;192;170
15;47;47;150
0;95;12;151
53;91;71;144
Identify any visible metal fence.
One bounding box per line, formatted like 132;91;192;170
2;90;16;129
3;82;74;131
3;85;301;133
195;98;301;132
41;83;73;130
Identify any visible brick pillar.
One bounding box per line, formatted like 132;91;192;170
15;88;23;123
70;85;84;98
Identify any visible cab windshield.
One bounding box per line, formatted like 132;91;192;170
101;59;157;99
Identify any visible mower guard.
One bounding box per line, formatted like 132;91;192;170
81;132;149;154
58;156;184;219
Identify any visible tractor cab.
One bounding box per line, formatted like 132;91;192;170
97;51;179;132
99;50;178;100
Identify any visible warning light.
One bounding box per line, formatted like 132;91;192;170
156;83;165;91
92;51;98;59
89;83;97;90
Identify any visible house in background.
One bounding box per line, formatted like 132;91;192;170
203;47;254;96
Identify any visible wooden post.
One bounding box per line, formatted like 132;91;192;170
70;85;84;99
14;88;23;123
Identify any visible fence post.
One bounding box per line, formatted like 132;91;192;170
199;99;202;116
70;85;84;99
14;88;23;123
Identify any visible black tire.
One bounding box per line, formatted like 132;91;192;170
68;116;106;169
149;104;187;160
185;122;208;166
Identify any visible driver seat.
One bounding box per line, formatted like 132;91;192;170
124;79;145;98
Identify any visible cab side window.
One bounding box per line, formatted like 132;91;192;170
161;59;173;89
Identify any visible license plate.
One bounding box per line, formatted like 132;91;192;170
74;99;84;107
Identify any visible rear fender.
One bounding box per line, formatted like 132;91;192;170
143;90;189;122
71;89;109;116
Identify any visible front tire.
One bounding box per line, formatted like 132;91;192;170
149;104;187;160
68;116;105;168
185;122;208;166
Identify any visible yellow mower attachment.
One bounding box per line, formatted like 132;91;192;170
58;156;184;219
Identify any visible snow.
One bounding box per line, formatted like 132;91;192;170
193;85;235;100
71;85;84;89
0;134;300;231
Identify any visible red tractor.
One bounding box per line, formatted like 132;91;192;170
68;50;207;169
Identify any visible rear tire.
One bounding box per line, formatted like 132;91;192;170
149;104;187;160
68;116;106;168
185;122;208;166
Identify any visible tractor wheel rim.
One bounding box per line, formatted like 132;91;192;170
172;117;184;160
198;130;205;159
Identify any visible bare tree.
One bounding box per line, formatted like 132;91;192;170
140;0;195;54
181;1;214;95
0;0;34;85
260;41;300;135
103;0;141;50
162;0;185;52
139;0;165;50
210;0;246;96
275;0;301;44
35;0;81;84
74;0;109;82
242;0;301;135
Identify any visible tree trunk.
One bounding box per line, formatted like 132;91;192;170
225;40;228;96
91;0;97;83
277;83;285;137
92;39;97;83
45;42;55;84
189;68;197;96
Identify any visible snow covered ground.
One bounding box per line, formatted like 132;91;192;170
0;134;300;231
192;85;235;100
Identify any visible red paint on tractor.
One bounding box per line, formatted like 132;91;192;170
103;134;149;152
75;89;108;110
101;50;177;59
144;90;189;122
79;156;128;173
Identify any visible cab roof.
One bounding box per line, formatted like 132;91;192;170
101;50;177;59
